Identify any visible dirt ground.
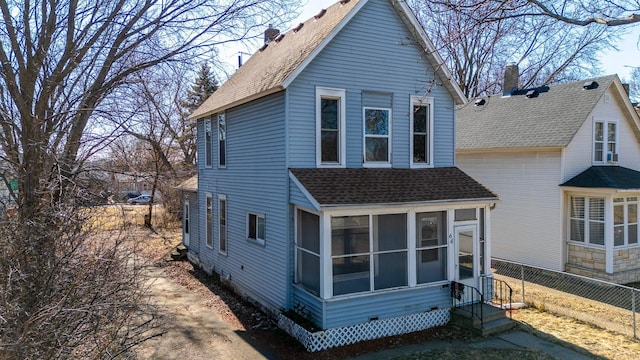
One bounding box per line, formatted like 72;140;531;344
132;227;640;360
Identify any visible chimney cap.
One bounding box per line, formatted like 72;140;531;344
583;80;599;90
474;98;486;106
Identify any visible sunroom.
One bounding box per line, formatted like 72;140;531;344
562;166;640;284
289;168;498;330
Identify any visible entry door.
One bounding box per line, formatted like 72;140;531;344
454;225;478;289
183;200;190;246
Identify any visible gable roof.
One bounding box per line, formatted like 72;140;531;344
176;175;198;192
457;74;640;151
290;167;497;208
190;0;465;120
560;166;640;190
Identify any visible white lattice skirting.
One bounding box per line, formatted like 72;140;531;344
277;309;450;352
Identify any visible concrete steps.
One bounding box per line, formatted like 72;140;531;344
451;303;515;336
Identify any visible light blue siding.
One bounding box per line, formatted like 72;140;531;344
287;0;456;169
198;92;290;311
293;284;451;329
289;178;318;210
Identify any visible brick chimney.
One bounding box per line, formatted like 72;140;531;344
264;24;280;45
622;83;630;97
503;64;519;96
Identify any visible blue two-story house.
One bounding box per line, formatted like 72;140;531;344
187;0;498;350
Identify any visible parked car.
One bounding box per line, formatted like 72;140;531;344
127;194;152;205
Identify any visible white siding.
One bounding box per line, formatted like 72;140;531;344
563;87;640;181
458;150;564;270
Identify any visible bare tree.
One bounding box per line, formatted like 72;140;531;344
0;0;297;221
0;0;298;357
411;0;616;96
429;0;640;27
627;66;640;103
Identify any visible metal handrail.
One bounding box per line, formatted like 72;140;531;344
482;275;514;318
451;281;484;328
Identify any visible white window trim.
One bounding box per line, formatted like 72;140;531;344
362;106;392;168
593;119;618;164
204;118;213;168
410;96;434;168
218;194;227;255
246;212;266;246
613;197;639;248
218;113;226;169
205;192;214;248
568;195;606;248
316;87;346;167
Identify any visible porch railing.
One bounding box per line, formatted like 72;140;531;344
450;280;484;328
482;275;514;318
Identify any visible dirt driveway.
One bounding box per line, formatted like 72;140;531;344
135;264;275;360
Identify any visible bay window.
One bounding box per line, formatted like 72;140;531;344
614;197;638;247
569;196;605;246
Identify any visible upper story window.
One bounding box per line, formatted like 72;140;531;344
363;107;391;166
206;193;213;248
411;96;434;167
594;120;617;163
316;87;346;167
218;113;226;168
204;118;212;167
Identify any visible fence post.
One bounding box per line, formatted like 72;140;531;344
520;263;526;304
633;288;637;340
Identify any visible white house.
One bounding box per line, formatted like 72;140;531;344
457;69;640;284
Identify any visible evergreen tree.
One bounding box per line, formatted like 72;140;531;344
182;63;219;113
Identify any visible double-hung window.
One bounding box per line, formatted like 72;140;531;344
570;196;605;246
614;197;638;247
411;96;433;167
218;114;226;167
218;195;227;254
363;107;391;165
247;213;265;245
316;88;346;167
594;120;617;163
206;193;213;248
204;119;212;167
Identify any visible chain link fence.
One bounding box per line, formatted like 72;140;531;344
491;258;640;340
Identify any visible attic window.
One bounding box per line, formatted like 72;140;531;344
583;81;599;90
525;89;539;98
274;33;285;42
293;23;304;33
314;9;327;19
474;98;486;106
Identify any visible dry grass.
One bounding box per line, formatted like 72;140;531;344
494;273;638;338
513;308;640;359
84;204;179;231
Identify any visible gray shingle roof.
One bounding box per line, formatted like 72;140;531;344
561;166;640;189
457;75;618;150
290;167;497;207
190;0;464;120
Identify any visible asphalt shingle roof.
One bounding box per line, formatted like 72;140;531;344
457;75;618;150
561;166;640;189
190;0;464;119
290;167;497;207
176;175;197;192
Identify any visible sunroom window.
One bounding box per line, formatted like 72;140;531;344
296;210;320;295
416;212;447;284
